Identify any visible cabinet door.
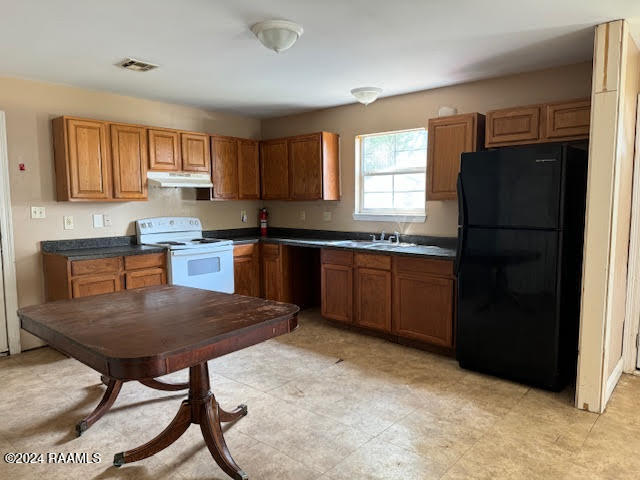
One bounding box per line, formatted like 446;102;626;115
181;132;210;172
72;273;122;298
148;128;181;171
262;251;282;301
238;139;261;199
234;253;260;297
486;106;541;147
211;136;238;199
110;123;148;199
544;99;590;140
260;139;289;199
66;118;111;199
393;272;454;347
125;268;166;289
427;114;479;200
289;133;323;200
321;263;353;323
355;268;391;332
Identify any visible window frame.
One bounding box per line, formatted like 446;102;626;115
353;127;427;222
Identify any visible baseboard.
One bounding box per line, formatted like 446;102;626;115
604;357;624;407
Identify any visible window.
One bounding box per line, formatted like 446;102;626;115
354;128;427;221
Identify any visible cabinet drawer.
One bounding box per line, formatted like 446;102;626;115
233;243;257;257
125;268;166;289
124;253;165;270
355;253;391;270
393;256;454;277
262;243;280;257
72;273;122;298
71;257;122;276
321;249;353;266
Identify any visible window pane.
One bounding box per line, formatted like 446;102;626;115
394;173;425;192
363;135;394;173
364;175;393;192
394;191;425;210
395;149;427;170
395;130;427;151
364;193;393;210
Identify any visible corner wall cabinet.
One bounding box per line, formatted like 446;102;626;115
427;113;484;200
485;98;590;148
260;132;340;201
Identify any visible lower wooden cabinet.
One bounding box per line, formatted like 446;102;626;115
392;271;454;347
321;263;353;323
261;243;292;302
44;252;167;301
355;267;391;332
233;244;260;297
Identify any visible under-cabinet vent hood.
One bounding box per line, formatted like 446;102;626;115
147;171;213;188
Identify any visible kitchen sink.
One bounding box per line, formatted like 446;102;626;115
329;240;417;250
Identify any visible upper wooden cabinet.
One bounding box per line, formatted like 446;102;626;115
207;136;260;200
181;132;210;172
53;117;147;201
260;132;340;201
110;123;148;200
211;136;239;199
485;98;590;148
260;138;290;200
148;128;181;171
427;113;484;200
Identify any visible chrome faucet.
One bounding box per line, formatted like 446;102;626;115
369;231;386;242
388;231;401;244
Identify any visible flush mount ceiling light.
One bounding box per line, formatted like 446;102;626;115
251;20;304;53
351;87;383;106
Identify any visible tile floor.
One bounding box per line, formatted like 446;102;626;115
1;308;639;479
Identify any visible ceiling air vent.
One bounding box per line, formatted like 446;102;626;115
116;57;159;72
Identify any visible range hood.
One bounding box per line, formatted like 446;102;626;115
147;171;213;188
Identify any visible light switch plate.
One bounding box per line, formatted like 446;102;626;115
63;216;74;230
300;210;306;221
92;214;104;228
323;211;332;222
31;206;46;219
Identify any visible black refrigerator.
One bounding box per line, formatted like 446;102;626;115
455;143;587;391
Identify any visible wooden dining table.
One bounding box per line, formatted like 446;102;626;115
17;285;299;480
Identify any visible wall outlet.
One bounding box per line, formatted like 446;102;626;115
92;214;104;228
63;216;74;230
240;209;247;223
103;214;112;227
323;211;332;222
299;210;306;221
31;206;46;219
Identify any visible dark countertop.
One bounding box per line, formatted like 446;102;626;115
42;228;457;261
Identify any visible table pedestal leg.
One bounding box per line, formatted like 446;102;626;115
139;378;190;391
76;378;123;436
114;362;248;480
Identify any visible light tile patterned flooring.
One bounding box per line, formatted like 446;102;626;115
1;308;639;479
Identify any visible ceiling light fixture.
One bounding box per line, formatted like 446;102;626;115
251;20;304;53
351;87;383;106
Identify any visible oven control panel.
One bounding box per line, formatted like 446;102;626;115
136;217;201;235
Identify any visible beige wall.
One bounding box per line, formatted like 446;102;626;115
0;76;262;349
577;20;639;413
261;62;593;237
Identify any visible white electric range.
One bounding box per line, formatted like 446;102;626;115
136;217;234;293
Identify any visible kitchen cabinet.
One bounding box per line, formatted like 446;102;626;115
52;116;149;201
148;128;181;171
52;117;112;201
427;113;484;200
392;256;455;348
43;253;167;301
205;136;260;200
181;132;210;172
485;98;590;147
233;243;260;297
321;249;353;323
110;123;148;200
355;253;391;332
261;243;293;302
260;139;290;200
261;132;340;200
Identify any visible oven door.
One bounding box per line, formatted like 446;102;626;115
168;248;234;293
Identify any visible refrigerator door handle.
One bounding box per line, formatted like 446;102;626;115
457;173;466;227
455;227;465;275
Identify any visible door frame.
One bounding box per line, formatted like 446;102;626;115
622;95;640;372
0;111;20;354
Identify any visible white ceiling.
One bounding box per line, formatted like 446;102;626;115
0;1;638;118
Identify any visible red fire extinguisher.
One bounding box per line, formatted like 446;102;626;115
259;208;268;237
